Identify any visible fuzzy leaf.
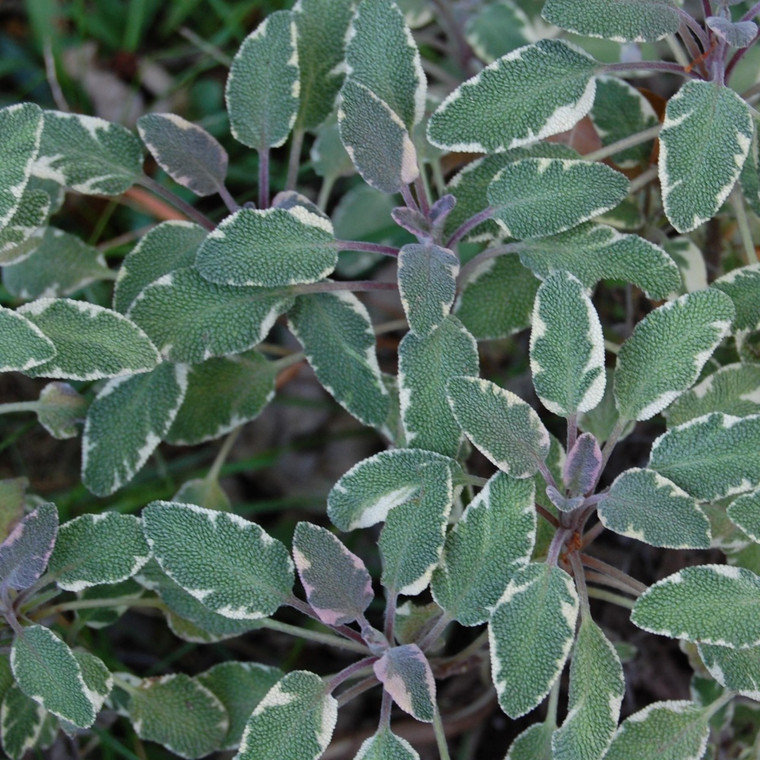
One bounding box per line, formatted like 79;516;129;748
226;11;299;150
447;376;551;478
727;489;760;543
505;721;555;760
465;1;532;62
0;307;55;373
699;641;760;700
137;113;227;197
659;81;753;233
142;501;294;620
489;562;579;718
0;190;49;265
35;381;87;439
614;290;735;421
310;121;354;180
706;16;758;47
74;650;112;715
427;40;597;153
563;433;602;497
355;728;420;760
237;671;337;760
713;264;760;334
432;472;535;626
0;684;47;760
374;644;435;722
82;363;187;496
0;502;57;592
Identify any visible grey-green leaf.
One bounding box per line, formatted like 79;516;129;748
699;641;760;700
465;1;532;63
712;264;760;334
0;502;57;592
374;644;435;722
505;721;555;760
0;684;48;760
0;307;55;373
36;381;87;439
0;189;49;266
355;728;420;760
727;489;760;544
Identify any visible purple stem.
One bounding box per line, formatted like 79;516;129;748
602;60;698;77
415;175;431;216
327;656;378;693
137;176;215;231
702;0;712;20
742;2;760;22
726;28;760;80
401;183;421;213
291;280;398;296
334;240;400;257
678;8;710;49
286;595;366;644
446;207;495;248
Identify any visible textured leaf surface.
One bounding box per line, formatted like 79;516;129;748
374;644;435;722
490;563;579;718
707;16;760;47
427;40;597;153
137;113;227;197
465;0;532;62
0;307;55;373
0;502;57;592
237;671;337;760
727;489;760;544
73;650;112;715
614;290;735;421
659;81;753;233
0;684;47;760
196;207;336;287
49;513;149;591
598;468;710;549
82;363;187;496
505;721;554;760
665;237;707;295
699;641;760;700
355;728;420;760
488;159;629;240
447;376;551;478
19;299;160;381
289;291;389;427
432;472;535;625
143;501;294;619
226;11;299;150
35;381;87;439
0;189;49;265
649;413;760;501
713;264;760;334
563;433;602;497
632;564;760;647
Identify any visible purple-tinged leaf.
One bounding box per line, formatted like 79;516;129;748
0;503;57;592
563;432;602;497
705;16;758;48
373;644;436;722
292;522;373;626
429;194;456;227
545;485;585;514
391;207;430;239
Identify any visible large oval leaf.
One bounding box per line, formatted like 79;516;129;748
0;307;55;373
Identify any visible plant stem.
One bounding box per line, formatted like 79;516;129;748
259;147;270;209
260;618;369;654
628;164;659;195
317;175;336;211
536;504;560;528
286;595;366;645
286;128;305;191
742;1;760;21
677;8;711;49
290;280;398;297
731;188;759;265
327;658;377;692
379;689;393;729
43;595;165;615
0;401;39;416
727;29;760;81
334;240;401;257
419;612;452;652
547;528;572;567
384;590;398;643
446;207;495;248
567;413;578;453
580;553;647;596
415;174;431;216
433;706;452;760
584;570;642;598
597;417;627;484
536;459;559;492
336;675;378;707
586;586;636;609
206;426;242;483
217;183;240;214
402;183;421;213
580;520;605;549
601;60;696;77
568;551;591;620
137;176;215;231
582;125;662;164
456;243;521;287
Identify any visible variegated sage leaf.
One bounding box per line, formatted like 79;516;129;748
432;472;535;626
740;128;760;216
73;650;112;715
33;110;143;195
447;376;551;478
196;207;336;287
292;522;372;626
614;290;735;421
699;641;760;700
727;489;760;543
465;0;532;63
665;237;708;295
355;728;420;760
82;363;187;496
490;563;579;718
237;671;337;760
0;502;57;592
142;501;294;620
0;190;49;266
427;40;597;153
374;644;435;722
632;564;760;647
542;0;680;42
36;381;86;440
0;684;48;760
226;11;299;150
505;721;554;760
137;113;227;197
551;618;624;760
0;307;55;373
713;264;760;334
488;159;629;240
289;291;389;427
530;271;605;416
659;80;753;233
649;413;760;501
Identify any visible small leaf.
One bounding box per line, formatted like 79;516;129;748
699;641;760;700
563;433;602;497
727;489;760;544
614;290;735;421
142;501;294;620
0;189;49;266
0;307;55;373
293;522;373;626
374;644;435;722
237;671;337;760
0;503;58;592
173;477;232;513
1;684;50;760
355;728;420;760
665;237;708;295
35;381;87;439
226;11;299;151
465;1;532;63
632;564;760;647
310;121;355;180
659;80;753;233
706;16;758;47
712;264;760;334
489;562;579;718
74;650;112;715
447;376;551;478
505;721;555;760
137;113;227;196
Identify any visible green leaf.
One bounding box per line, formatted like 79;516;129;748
289;291;389;427
142;501;294;620
73;650;112;715
127;674;228;759
0;502;57;592
614;290;735;421
740;128;760;216
82;363;187;496
355;728;420;760
516;223;681;300
632;564;760;647
292;522;373;626
551;618;624;760
237;671;337;760
489;562;579;718
713;264;760;334
598;468;711;549
727;489;760;543
310;121;355;180
427;40;597;153
488;158;629;240
35;381;88;439
0;684;48;760
542;0;680;42
0;479;26;543
374;644;435;722
530;271;605;416
197;662;283;751
699;641;760;700
505;721;555;760
19;299;160;381
431;471;536;625
447;376;551;478
11;625;96;728
226;11;299;150
659;81;753;233
196;207;336;287
137;113;227;197
33;110;143;195
649;412;760;501
0;306;55;373
603;700;710;760
465;0;532;63
399;315;480;457
166;351;277;445
0;103;43;228
49;513;149;591
173;477;232;512
0;190;49;266
665;237;708;295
